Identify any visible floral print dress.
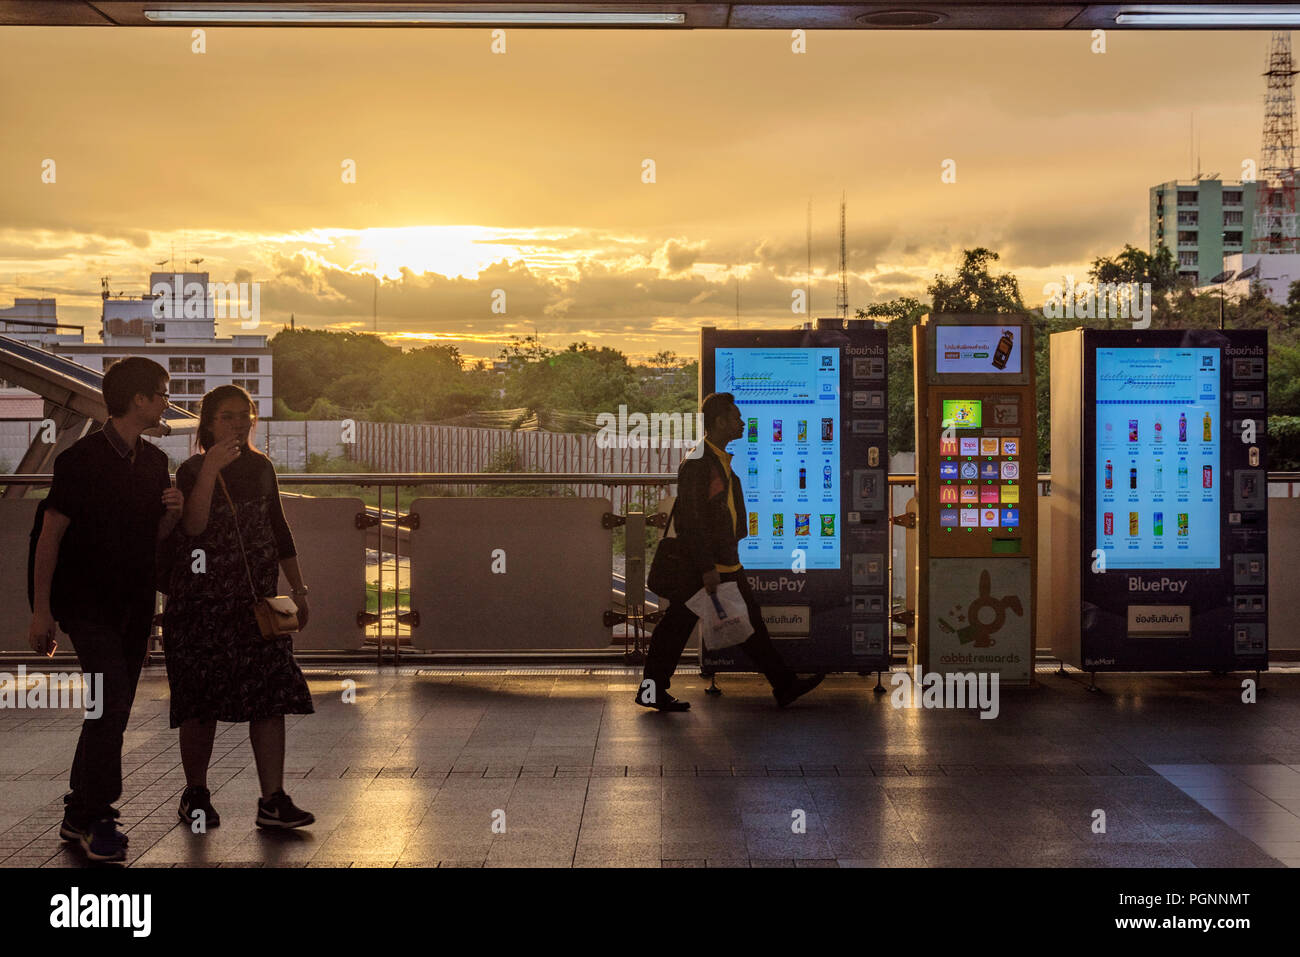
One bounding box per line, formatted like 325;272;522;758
161;451;314;728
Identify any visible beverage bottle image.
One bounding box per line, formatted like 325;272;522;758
1154;512;1163;535
1104;512;1114;535
1178;513;1188;536
823;465;833;490
748;418;758;442
748;512;758;536
797;420;807;442
773;419;783;442
1178;462;1188;489
1129;465;1137;490
1154;419;1163;442
799;467;806;489
1104;459;1113;489
1203;465;1212;488
1154;462;1163;490
772;513;783;536
1129;512;1138;535
1203;412;1212;442
773;464;782;491
748;464;757;483
1179;413;1187;442
992;329;1014;369
1128;419;1138;442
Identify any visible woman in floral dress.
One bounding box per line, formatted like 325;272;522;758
162;384;315;829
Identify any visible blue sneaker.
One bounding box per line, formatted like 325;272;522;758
80;818;128;863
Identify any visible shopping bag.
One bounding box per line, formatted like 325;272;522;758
686;582;753;649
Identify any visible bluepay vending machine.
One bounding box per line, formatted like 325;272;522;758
912;313;1038;685
1050;328;1268;673
697;319;892;675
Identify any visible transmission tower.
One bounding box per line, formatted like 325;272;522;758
1253;32;1299;253
836;193;848;319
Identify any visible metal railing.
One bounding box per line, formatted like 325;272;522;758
6;468;1299;665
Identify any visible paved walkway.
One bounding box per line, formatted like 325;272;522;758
2;666;1299;867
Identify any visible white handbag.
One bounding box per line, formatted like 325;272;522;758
685;582;753;649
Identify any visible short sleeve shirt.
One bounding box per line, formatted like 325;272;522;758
46;422;171;628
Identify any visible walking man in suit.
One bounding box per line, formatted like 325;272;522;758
637;391;825;712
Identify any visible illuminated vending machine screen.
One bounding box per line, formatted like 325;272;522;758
715;347;841;570
935;324;1022;374
1095;347;1220;569
936;399;1023;533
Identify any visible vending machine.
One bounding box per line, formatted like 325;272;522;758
697;319;891;675
1050;328;1268;674
912;314;1038;684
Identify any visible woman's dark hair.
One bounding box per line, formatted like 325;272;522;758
196;384;257;451
102;356;168;416
700;391;737;432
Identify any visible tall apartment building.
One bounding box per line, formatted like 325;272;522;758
1149;178;1258;286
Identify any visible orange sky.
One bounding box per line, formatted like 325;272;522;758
0;26;1279;363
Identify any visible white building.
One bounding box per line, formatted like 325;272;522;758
0;271;275;418
1203;253;1300;306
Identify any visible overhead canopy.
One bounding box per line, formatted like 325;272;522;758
0;2;1291;31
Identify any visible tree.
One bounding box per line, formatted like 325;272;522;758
928;247;1024;313
1089;243;1178;294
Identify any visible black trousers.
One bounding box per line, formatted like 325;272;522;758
63;610;150;823
643;570;795;695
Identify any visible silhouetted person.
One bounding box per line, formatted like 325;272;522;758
637;392;825;712
28;357;181;862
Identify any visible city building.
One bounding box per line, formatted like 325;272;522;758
1208;251;1300;304
0;271;274;417
1149;178;1258;285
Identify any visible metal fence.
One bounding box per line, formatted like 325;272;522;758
354;421;689;513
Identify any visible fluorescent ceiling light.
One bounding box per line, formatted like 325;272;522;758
144;8;687;25
1116;5;1300;26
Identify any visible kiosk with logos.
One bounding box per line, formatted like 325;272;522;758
912;314;1038;685
1050;328;1268;675
696;319;891;675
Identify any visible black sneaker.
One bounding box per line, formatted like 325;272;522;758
80;818;128;863
178;786;221;828
58;811;86;842
256;790;314;829
61;800;126;844
774;673;826;708
633;689;690;712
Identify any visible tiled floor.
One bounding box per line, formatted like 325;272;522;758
1;665;1298;867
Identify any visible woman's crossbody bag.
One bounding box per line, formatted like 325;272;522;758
217;473;299;638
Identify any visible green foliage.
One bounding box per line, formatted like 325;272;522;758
928;248;1025;314
477;445;570;497
1089;244;1178;294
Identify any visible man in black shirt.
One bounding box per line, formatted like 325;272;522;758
637;392;824;712
28;356;182;863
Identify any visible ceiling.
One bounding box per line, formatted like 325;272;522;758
2;1;1299;31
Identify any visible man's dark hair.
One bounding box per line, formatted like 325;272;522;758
700;392;737;432
102;356;168;417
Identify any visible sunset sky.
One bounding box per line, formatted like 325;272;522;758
0;26;1280;363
